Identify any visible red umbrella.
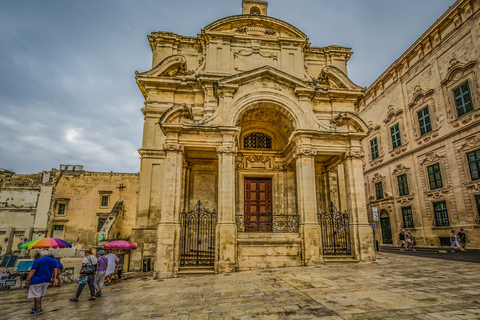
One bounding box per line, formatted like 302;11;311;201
103;240;137;250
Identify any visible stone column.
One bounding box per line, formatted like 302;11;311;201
343;151;375;261
294;147;323;265
216;144;237;273
155;143;184;278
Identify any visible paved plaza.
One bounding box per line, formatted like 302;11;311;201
1;252;480;320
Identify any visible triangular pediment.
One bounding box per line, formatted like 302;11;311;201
217;66;311;89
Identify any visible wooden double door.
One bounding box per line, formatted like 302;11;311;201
244;178;272;232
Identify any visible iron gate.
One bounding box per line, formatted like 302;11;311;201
180;201;217;266
317;202;351;255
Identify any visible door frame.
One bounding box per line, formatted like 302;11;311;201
379;210;393;244
238;171;276;217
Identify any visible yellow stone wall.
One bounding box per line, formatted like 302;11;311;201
50;171;139;250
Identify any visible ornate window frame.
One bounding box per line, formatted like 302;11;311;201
366;121;384;166
383;105;408;157
408;86;440;145
441;59;479;127
419;151;451;198
432;200;450;227
457;133;480;188
393;164;415;204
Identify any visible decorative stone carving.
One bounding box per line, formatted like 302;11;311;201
163;143;184;153
424;186;451;198
233;49;278;72
383;105;403;124
458;134;480;151
372;173;385;183
367;121;380;133
396;193;415;204
464;182;480;190
235;25;277;36
216;146;238;155
293;147;317;159
393;164;409;175
420;152;445;165
343;150;364;160
244;155;273;169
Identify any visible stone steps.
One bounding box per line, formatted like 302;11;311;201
177;266;215;277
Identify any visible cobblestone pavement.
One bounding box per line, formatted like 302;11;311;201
2;252;480;320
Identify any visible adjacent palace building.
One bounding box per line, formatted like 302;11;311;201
356;0;480;248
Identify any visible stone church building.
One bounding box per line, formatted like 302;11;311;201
131;0;376;277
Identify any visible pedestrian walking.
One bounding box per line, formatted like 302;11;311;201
406;230;416;251
94;250;108;297
457;228;468;252
450;230;465;252
70;250;98;301
105;249;119;285
399;229;406;251
25;250;58;316
51;256;63;287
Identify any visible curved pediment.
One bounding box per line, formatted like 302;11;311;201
331;112;369;133
135;55;194;78
318;66;361;90
203;15;308;40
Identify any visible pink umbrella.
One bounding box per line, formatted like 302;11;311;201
103;240;137;250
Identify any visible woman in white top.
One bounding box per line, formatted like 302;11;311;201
70;250;98;301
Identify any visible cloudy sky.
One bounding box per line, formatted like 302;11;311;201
0;0;456;174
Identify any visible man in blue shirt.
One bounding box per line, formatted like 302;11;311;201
25;250;58;316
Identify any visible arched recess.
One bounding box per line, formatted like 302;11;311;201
158;104;193;125
227;91;311;130
379;210;393;244
236;104;296;151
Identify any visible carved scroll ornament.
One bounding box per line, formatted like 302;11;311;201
293;147;317;159
163;143;184;153
216;146;238;155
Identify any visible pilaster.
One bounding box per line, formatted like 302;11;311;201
294;146;323;265
216;143;238;273
343;150;375;261
155;143;184;278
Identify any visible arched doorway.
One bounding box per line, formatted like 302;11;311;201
380;210;392;244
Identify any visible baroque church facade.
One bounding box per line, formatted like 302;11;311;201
131;0;376;277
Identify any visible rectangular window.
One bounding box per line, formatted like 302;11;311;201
57;203;66;215
402;206;414;228
53;225;64;231
433;201;450;226
101;196;109;207
476;195;480;218
397;174;409;196
390;124;402;149
370;138;379;160
467;149;480;181
52;225;64;238
453;81;474;117
417;107;432;136
375;182;384;200
98;218;107;232
427;163;443;190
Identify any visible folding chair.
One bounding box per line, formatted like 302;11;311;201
60;268;74;283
